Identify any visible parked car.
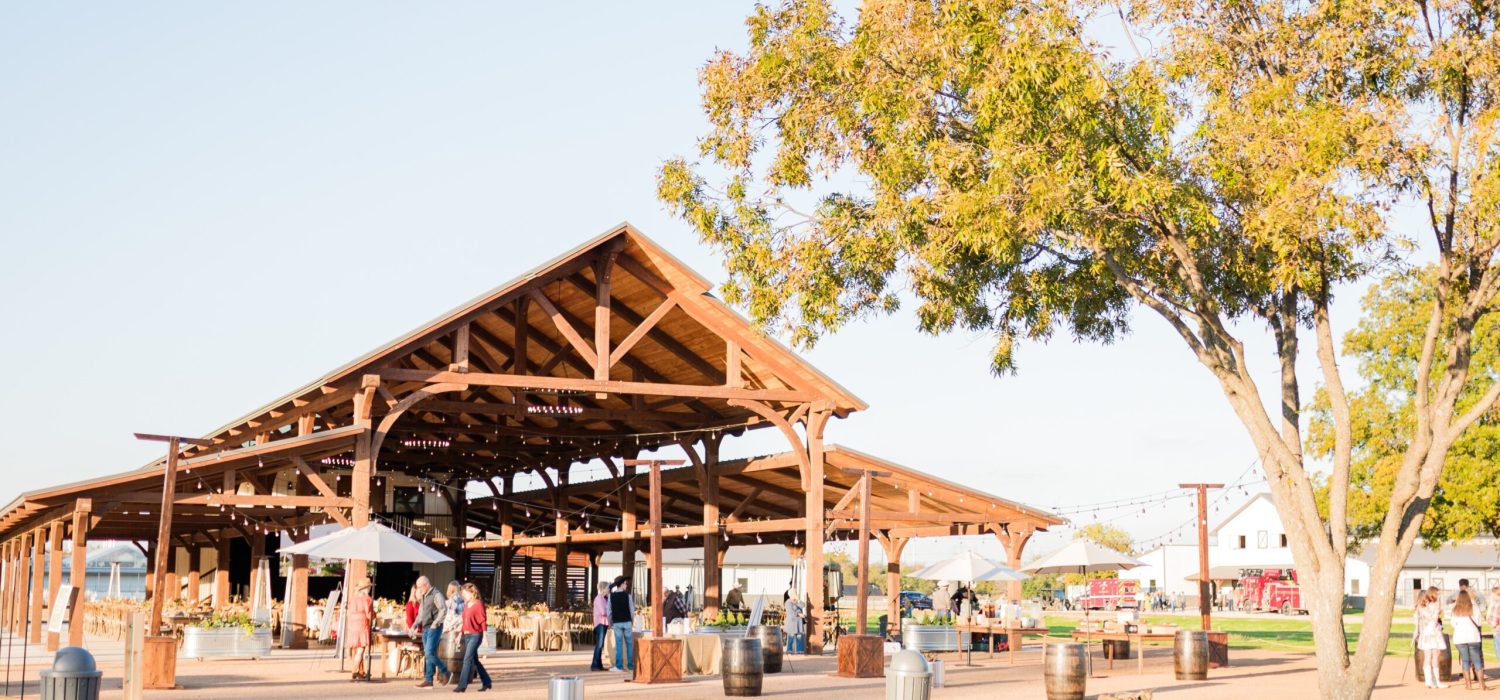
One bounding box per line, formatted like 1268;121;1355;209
898;591;933;611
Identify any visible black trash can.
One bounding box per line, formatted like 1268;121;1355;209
40;646;101;700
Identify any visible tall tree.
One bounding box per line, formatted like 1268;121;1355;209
657;1;1499;697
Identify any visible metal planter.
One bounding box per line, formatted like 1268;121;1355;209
901;623;959;652
181;627;274;660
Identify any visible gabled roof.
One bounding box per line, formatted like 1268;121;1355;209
0;223;869;542
1209;493;1273;536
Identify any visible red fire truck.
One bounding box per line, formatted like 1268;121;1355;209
1077;579;1140;610
1237;568;1304;614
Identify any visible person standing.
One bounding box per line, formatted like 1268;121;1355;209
412;576;452;688
451;583;492;693
345;579;374;681
725;584;745;611
590;582;610;672
1454;591;1489;690
783;595;806;654
609;577;635;674
1416;586;1449;689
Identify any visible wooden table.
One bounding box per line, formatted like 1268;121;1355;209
953;624;1049;664
1070;630;1178;674
374;630;422;680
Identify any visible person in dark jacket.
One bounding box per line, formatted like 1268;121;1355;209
609;577;635;672
411;576;452;688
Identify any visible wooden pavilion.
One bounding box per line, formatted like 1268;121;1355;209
0;223;1061;655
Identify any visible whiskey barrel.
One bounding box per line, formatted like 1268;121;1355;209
1043;643;1086;700
1174;630;1209;680
1102;639;1130;661
722;637;764;697
749;626;785;673
1414;635;1453;683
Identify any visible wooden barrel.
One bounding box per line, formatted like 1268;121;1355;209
749;626;785;673
1043;642;1086;700
1102;639;1130;660
1414;635;1452;683
1174;631;1209;680
722;637;765;697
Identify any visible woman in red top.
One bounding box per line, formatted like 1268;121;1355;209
405;585;420;631
452;583;491;692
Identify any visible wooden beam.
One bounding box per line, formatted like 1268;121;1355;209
380;368;810;403
451;323;471;372
609;297;676;367
288;457;352;528
528;289;596;363
180;495;355;509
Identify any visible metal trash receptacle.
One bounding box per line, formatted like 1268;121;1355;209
930;658;945;687
884;649;931;700
40;647;101;700
548;675;585;700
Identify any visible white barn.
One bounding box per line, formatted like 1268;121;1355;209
1123;493;1371;603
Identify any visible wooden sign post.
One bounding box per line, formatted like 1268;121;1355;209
623;458;685;684
135;432;213;689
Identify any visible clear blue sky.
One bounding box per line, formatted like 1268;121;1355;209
0;2;1361;566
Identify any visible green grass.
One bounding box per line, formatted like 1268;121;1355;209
1041;613;1418;656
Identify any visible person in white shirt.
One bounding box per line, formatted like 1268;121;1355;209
1453;590;1489;690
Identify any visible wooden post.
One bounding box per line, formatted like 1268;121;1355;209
999;526;1034;602
213;531;231;608
348;375;379;583
882;536;908;627
30;526;46;643
623;457;685;685
701;437;722;616
621;462;638;585
804;407;830;654
1;541;11;632
1180;483;1222;631
69;499;90;646
46;521;64;650
186;545;203;605
498;474;513;605
855;473;872;634
14;532;30;636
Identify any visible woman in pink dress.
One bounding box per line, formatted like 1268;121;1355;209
346;578;375;680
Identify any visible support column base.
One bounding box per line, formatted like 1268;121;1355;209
634;636;683;684
143;636;178;689
834;634;884;678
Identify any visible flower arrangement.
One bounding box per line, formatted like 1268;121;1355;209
188;610;260;635
701;610;747;628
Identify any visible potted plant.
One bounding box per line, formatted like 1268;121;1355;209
181;611;273;660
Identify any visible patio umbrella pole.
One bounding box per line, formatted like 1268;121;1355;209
337;564;350;672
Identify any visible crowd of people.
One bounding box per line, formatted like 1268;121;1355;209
1413;579;1498;690
337;575;493;692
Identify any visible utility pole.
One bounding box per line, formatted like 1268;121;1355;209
1179;483;1223;631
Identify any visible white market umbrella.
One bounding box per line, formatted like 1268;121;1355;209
1021;539;1146;576
1021;540;1146;676
911;551;1030;583
278;522;452;564
277;522;452;673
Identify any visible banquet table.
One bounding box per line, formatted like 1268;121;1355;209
602;631;724;676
